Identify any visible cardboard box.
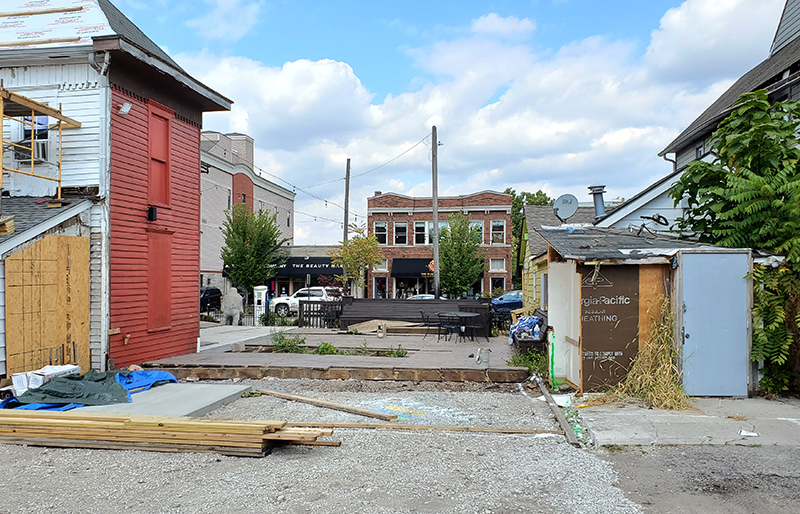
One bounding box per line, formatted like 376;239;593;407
29;364;81;389
11;372;30;396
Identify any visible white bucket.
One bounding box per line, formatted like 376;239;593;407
475;348;491;369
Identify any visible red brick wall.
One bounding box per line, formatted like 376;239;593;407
108;87;201;366
366;191;513;298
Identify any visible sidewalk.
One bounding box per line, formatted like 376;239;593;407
580;397;800;446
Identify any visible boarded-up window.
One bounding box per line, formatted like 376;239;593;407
148;231;172;330
148;103;172;206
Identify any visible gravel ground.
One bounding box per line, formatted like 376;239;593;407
0;379;640;514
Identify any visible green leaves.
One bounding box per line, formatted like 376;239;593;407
328;224;384;290
437;211;486;298
671;89;800;392
220;203;289;291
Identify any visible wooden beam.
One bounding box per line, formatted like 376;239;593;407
0;37;81;48
0;7;83;18
285;421;563;435
256;389;398;421
0;88;82;128
535;376;581;447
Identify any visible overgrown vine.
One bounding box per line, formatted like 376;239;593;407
670;90;800;394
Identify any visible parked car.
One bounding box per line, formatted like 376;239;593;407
491;290;523;310
199;287;222;311
407;294;435;300
269;287;339;317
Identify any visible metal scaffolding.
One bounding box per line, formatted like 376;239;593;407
0;86;82;202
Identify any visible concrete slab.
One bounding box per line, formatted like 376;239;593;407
199;324;295;352
76;383;252;417
143;326;530;383
581;397;800;447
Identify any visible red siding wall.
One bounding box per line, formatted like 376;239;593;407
108;87;200;366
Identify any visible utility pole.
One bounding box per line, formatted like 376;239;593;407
343;158;351;242
431;126;440;299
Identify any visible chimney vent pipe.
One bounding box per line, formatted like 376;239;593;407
589;184;606;219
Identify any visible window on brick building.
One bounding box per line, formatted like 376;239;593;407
470;220;484;244
394;222;407;245
375;221;387;244
490;258;505;272
415;221;428;244
374;258;388;271
491;220;505;244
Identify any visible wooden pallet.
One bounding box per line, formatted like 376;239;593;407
0;410;337;457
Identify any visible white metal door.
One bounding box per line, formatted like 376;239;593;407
681;252;750;396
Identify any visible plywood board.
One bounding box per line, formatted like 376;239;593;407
638;265;667;351
5;235;90;374
578;264;639;391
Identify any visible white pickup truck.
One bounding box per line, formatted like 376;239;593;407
269;287;339;317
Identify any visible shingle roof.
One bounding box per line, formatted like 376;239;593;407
98;0;184;72
0;197;83;244
523;205;596;258
660;34;800;156
534;225;717;262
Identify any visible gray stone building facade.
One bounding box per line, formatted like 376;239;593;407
200;132;295;291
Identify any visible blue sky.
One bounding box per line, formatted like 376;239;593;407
116;0;786;244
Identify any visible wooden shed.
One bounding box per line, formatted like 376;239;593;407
535;225;752;396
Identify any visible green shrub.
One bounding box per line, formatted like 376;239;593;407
260;312;297;326
506;349;548;377
271;332;306;353
200;314;219;323
386;345;408;358
314;342;339;355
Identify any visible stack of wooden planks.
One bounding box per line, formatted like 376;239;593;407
0;410;337;457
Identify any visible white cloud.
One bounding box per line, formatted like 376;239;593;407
646;0;784;84
179;1;787;244
186;0;264;43
471;13;536;38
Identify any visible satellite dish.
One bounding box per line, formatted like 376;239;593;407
553;194;579;222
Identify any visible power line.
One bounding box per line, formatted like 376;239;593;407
253;164;365;220
302;134;431;188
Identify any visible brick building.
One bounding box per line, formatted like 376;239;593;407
366;191;513;299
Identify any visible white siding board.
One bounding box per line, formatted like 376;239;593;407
607;193;686;233
88;203;108;372
0;63;103;195
676;146;696;171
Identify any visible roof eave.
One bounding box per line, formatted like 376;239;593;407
93;35;232;112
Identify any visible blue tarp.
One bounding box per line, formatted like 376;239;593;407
116;370;178;400
2;370;178;411
509;316;542;345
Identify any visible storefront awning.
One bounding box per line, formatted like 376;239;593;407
391;258;433;277
390;257;484;278
275;257;343;278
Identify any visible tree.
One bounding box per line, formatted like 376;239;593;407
328;224;384;298
437;211;486;298
669;90;800;393
220;203;289;292
505;188;553;288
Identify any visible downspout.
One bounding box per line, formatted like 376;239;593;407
662;153;677;174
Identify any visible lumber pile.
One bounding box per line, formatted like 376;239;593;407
0;410;337;457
